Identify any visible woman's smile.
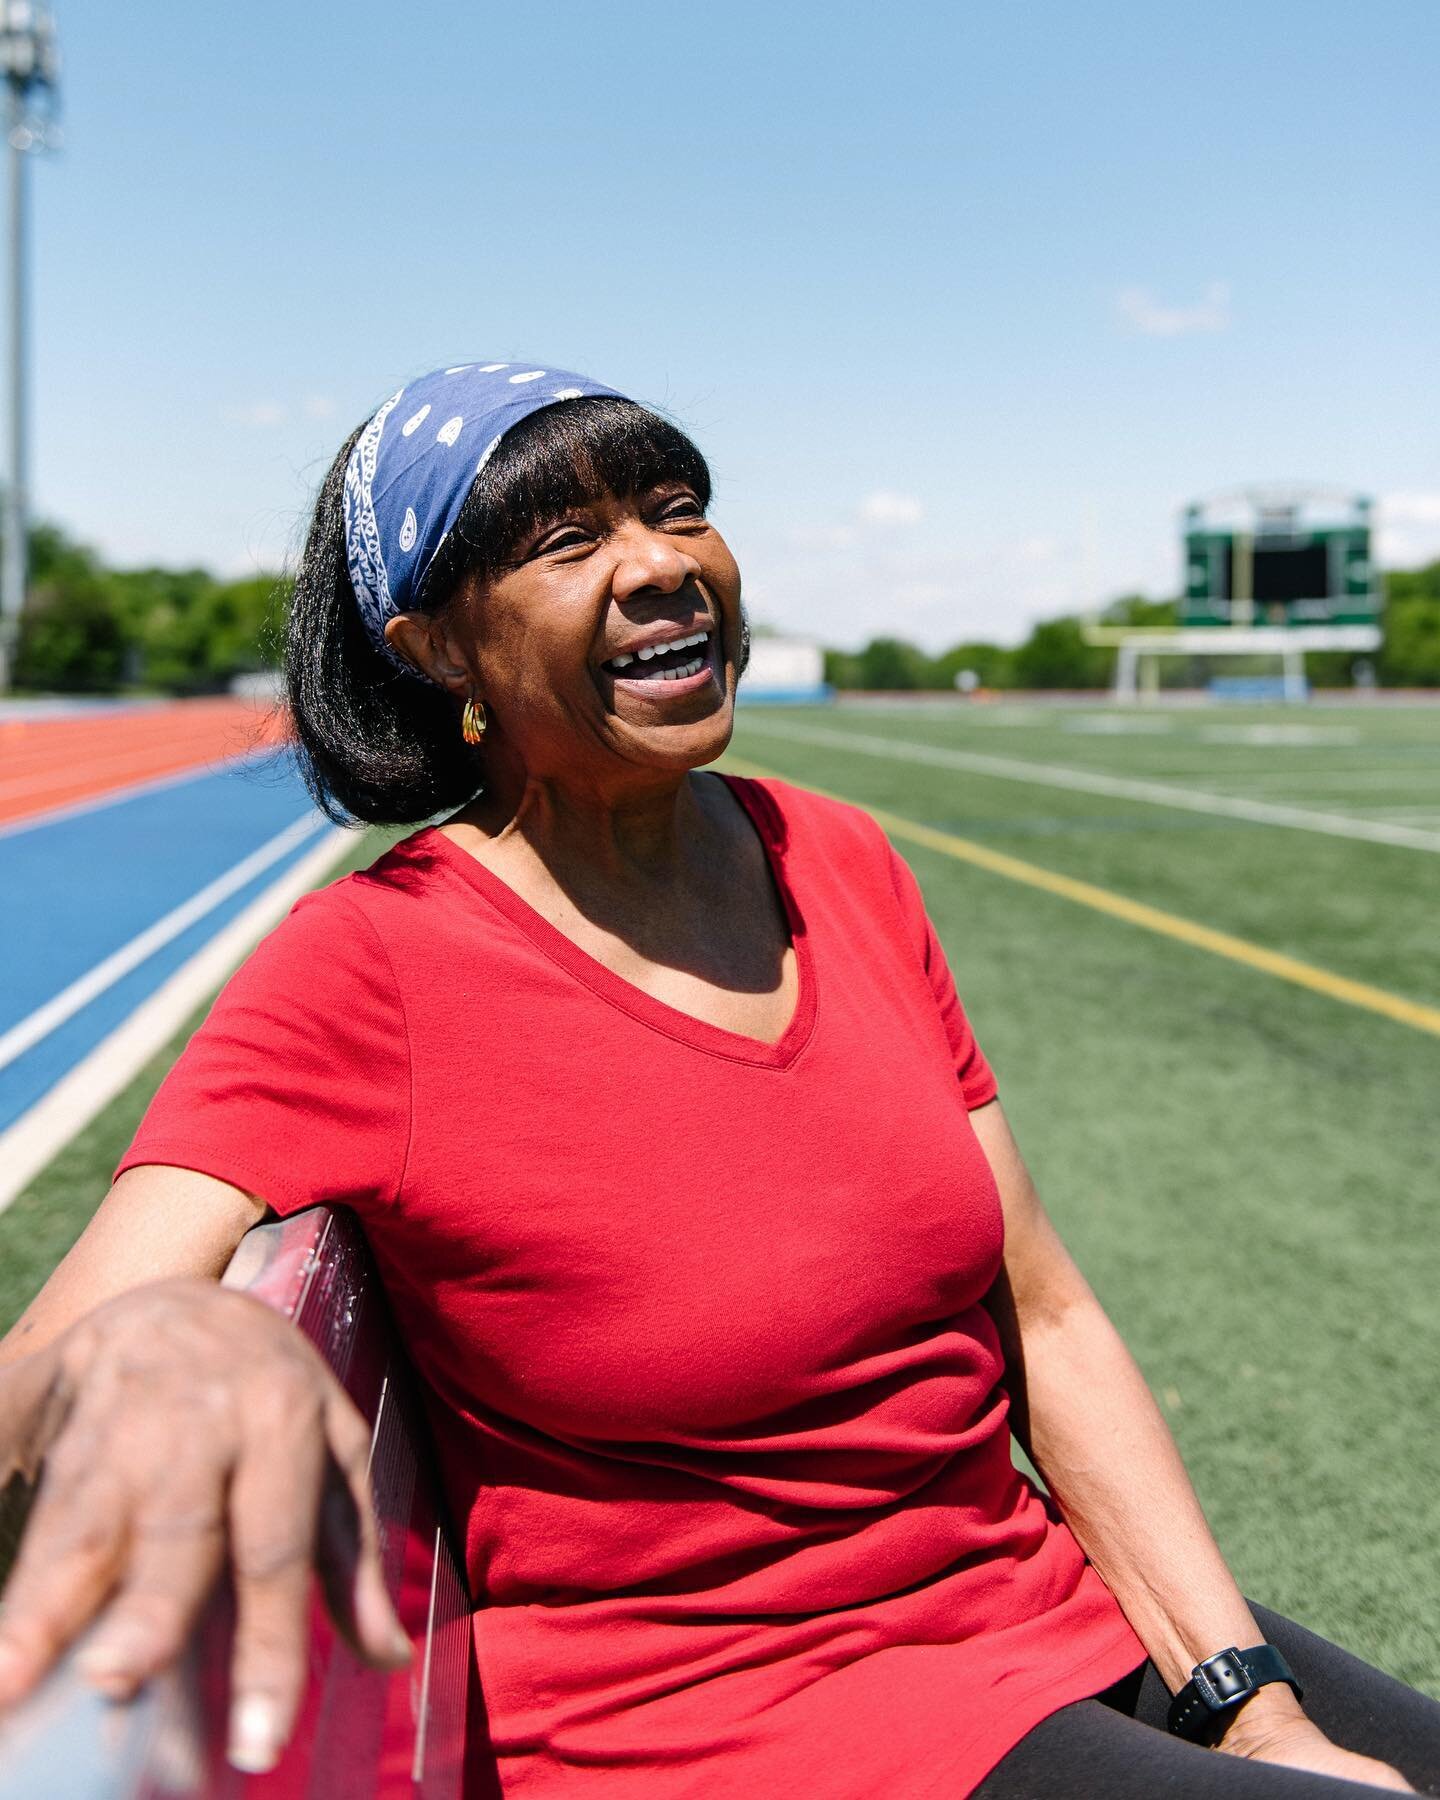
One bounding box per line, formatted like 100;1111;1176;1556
600;622;720;700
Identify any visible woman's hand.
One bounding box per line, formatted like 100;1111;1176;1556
1222;1708;1416;1792
0;1278;411;1774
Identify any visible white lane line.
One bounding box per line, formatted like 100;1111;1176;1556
0;814;324;1072
738;718;1440;854
0;747;281;841
0;825;355;1213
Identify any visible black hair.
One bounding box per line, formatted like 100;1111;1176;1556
284;396;713;826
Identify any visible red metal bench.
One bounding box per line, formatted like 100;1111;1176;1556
0;1207;493;1798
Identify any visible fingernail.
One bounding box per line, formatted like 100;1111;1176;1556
227;1693;282;1774
76;1629;144;1681
388;1624;412;1664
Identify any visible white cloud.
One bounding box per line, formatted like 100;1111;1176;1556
1117;280;1231;338
225;399;288;428
221;395;336;428
858;489;924;526
1376;490;1440;569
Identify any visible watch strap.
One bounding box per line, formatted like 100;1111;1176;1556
1167;1644;1303;1744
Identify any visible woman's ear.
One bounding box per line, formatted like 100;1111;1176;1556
383;612;473;696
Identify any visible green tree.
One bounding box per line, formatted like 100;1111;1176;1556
12;526;128;692
931;641;1015;690
1101;592;1178;629
1010;615;1112;689
823;647;865;689
1379;561;1440;687
856;637;932;690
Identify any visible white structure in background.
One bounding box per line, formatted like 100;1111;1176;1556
740;634;830;703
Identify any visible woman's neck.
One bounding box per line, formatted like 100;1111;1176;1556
447;755;726;899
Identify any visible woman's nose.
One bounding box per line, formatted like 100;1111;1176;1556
610;522;701;602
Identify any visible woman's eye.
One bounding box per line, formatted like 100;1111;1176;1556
535;526;591;556
658;495;704;523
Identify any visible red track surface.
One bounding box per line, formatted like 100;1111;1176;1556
0;698;291;828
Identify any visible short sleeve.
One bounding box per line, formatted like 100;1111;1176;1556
113;885;411;1218
885;843;998;1110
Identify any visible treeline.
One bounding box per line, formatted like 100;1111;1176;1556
9;522;1440;694
824;599;1159;692
826;573;1440;691
12;524;286;693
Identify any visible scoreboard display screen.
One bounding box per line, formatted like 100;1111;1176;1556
1248;542;1329;604
1182;501;1379;629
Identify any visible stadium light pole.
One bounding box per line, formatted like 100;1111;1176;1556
0;0;58;692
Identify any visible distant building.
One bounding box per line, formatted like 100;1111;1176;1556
740;635;831;704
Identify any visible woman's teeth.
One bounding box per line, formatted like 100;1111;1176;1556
607;630;710;680
639;655;705;681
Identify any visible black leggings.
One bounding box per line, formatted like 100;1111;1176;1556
974;1604;1440;1798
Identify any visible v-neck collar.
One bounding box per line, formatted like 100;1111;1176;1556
414;775;817;1071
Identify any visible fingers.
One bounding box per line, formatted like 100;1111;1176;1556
0;1287;409;1783
316;1392;410;1671
74;1483;227;1698
222;1392;328;1775
0;1439;127;1706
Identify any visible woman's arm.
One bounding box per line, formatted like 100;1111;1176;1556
0;1165;264;1365
0;1167;408;1773
970;1100;1412;1790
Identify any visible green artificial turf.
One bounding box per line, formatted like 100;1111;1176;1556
3;704;1437;1693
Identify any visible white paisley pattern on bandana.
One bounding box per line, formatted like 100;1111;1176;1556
342;388;407;674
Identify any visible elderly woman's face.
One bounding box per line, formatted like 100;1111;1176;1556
459;479;743;781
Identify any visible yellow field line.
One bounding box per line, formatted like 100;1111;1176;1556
722;756;1440;1040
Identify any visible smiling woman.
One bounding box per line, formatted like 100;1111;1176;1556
285;385;741;827
1;365;1438;1800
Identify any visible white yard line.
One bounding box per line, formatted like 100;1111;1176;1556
0;815;325;1073
1195;766;1440;793
0;826;355;1214
738;718;1440;854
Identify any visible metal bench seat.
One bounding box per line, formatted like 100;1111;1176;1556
0;1207;490;1799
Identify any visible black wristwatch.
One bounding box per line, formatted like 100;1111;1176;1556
1167;1644;1303;1745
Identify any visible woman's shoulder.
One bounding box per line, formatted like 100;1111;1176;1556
233;827;445;990
288;826;451;932
724;772;891;867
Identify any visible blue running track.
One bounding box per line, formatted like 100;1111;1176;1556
0;752;329;1134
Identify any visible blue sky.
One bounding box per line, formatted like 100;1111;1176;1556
27;0;1440;648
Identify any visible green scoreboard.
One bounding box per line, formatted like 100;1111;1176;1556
1181;489;1380;629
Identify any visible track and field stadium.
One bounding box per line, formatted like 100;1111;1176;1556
1;693;1436;1702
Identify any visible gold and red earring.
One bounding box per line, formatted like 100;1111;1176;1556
461;697;487;746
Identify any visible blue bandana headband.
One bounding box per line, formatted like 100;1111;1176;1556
343;360;627;679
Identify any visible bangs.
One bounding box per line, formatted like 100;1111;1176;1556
431;396;712;601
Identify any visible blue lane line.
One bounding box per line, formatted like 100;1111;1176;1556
0;752;331;1134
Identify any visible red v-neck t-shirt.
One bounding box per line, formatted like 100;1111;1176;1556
117;775;1144;1797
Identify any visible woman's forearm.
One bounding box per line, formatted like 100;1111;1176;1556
0;1165;263;1367
968;1102;1306;1740
1004;1271;1268;1689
